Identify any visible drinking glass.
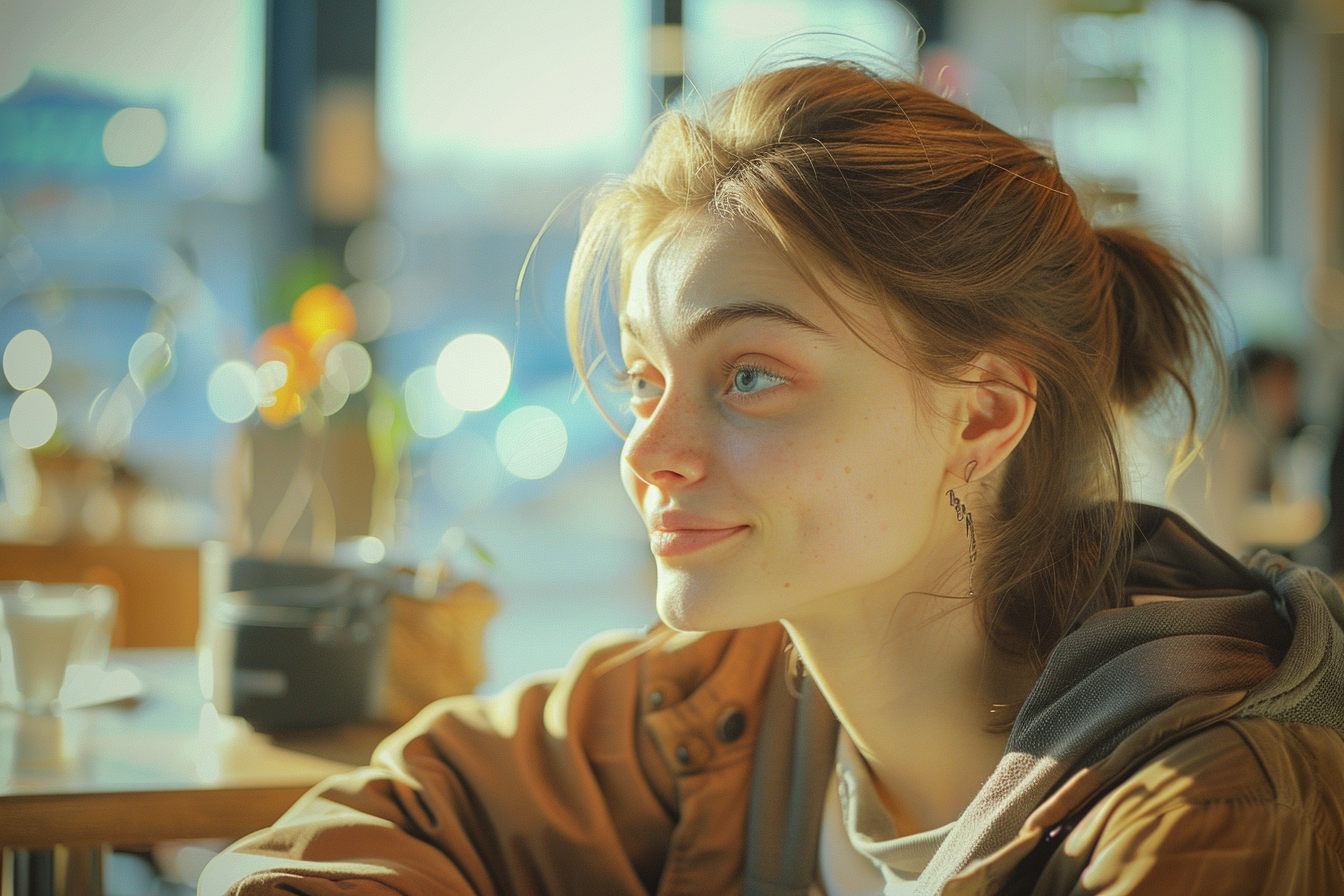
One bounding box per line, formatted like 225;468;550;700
0;583;105;715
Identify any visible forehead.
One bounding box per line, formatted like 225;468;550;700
621;217;850;342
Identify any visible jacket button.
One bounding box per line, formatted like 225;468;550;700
716;708;746;743
649;690;664;709
671;735;710;771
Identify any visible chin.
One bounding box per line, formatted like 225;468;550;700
655;571;772;633
655;586;709;632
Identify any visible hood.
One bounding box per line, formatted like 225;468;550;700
1060;503;1344;740
915;503;1344;895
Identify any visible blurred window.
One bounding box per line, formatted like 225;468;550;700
378;0;645;175
0;1;264;543
0;0;265;193
685;0;920;97
1051;1;1264;263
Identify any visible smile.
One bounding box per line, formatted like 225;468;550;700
650;525;749;558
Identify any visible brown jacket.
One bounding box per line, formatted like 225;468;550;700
204;508;1344;895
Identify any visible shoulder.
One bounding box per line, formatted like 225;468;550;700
203;623;788;896
1218;717;1344;849
395;620;786;764
493;621;785;717
1103;717;1344;826
1053;719;1344;894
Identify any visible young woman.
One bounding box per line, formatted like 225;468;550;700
205;62;1344;896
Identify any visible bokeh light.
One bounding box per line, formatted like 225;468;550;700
254;362;294;422
355;536;386;564
253;324;315;425
90;385;137;450
436;333;511;412
317;383;348;417
129;332;172;391
102;107;168;167
254;326;313;385
4;330;52;391
10;388;57;449
345;219;406;282
347;282;392;342
291;284;357;350
325;341;373;394
495;405;567;479
248;284;366;426
315;341;373;417
254;360;289;404
404;365;464;438
207;360;260;423
441;526;468;555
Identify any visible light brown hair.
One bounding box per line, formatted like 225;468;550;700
566;61;1221;669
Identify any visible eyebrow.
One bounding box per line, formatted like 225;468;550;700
620;301;832;346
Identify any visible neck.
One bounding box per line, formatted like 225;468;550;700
783;574;1035;836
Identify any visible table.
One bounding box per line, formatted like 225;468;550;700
0;649;369;893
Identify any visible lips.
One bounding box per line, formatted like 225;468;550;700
649;510;749;558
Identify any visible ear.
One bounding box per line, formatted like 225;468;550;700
948;353;1036;486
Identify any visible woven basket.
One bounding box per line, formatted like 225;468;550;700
382;579;498;725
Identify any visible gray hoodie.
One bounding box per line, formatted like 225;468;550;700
913;504;1344;894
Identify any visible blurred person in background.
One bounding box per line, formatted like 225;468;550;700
203;62;1344;896
1171;344;1329;561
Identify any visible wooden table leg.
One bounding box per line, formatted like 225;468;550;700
55;846;104;896
0;847;105;896
7;849;54;896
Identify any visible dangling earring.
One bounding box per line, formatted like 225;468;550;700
946;460;978;596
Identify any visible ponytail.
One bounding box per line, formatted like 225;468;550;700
1096;227;1222;413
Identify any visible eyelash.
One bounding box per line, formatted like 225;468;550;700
616;367;659;408
720;361;789;399
616;361;790;404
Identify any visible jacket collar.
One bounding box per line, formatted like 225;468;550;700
924;504;1339;895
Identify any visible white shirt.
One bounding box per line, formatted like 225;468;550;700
814;730;955;896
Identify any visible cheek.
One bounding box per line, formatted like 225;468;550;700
793;419;937;545
718;425;864;551
716;427;805;504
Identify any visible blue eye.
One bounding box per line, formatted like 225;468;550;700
628;374;663;402
730;366;786;395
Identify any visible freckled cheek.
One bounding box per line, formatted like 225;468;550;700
717;430;798;482
799;447;902;533
806;471;884;529
724;423;887;523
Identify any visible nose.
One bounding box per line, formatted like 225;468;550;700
621;394;707;495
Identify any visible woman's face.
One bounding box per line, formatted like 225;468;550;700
619;217;966;633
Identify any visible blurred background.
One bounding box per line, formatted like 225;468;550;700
0;0;1341;694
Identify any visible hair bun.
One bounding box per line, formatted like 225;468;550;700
1095;226;1217;410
